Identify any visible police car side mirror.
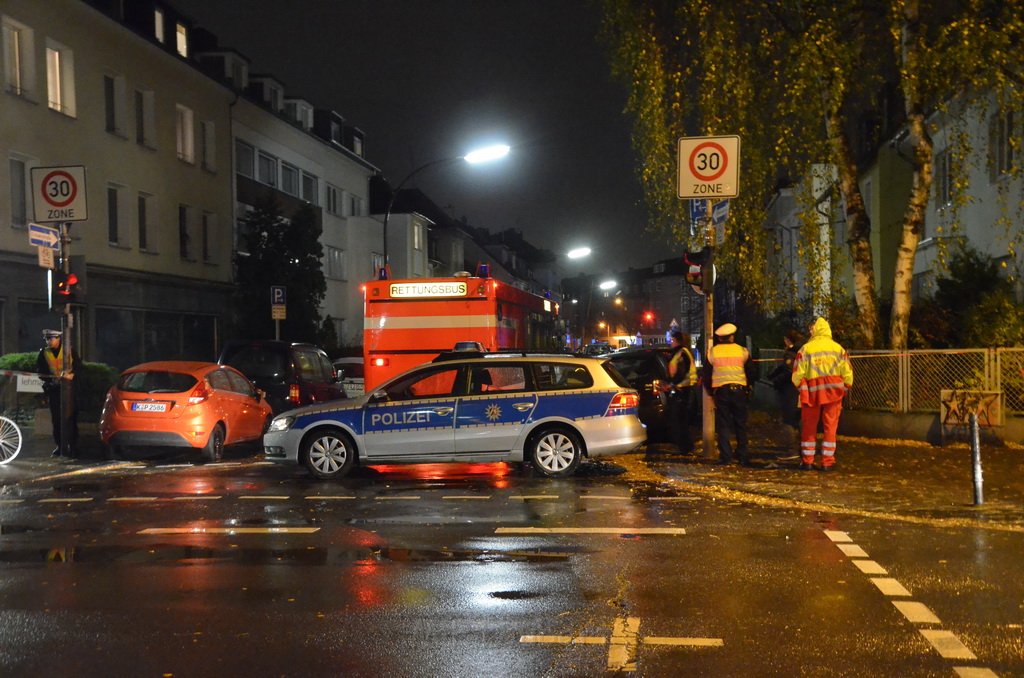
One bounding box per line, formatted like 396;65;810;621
370;390;389;403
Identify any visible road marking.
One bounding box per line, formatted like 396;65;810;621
137;526;320;535
495;527;686;535
850;559;887;575
509;495;559;500
920;630;977;659
107;497;159;502
0;499;25;504
521;615;722;671
39;497;93;503
953;668;999;677
581;495;631;501
375;496;421;501
648;496;699;502
836;543;868;558
893;601;941;624
823;530;852;542
870;578;911;597
239;495;289;500
304;495;356;500
172;495;222;501
442;495;491;500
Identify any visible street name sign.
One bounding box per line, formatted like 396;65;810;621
677;136;740;199
31;165;88;222
28;222;60;249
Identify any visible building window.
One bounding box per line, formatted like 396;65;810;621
107;185;122;245
137;193;151;251
935;147;952;209
179;204;191;259
154;8;165;43
135;89;155;147
413;223;423;250
235;139;254;178
301;171;318;204
175;22;188;58
200;120;216;171
281;163;299;196
9;157;28;227
326;246;345;280
267;84;281;111
45;40;75;116
201;211;213;262
326;184;340;215
257;151;277;186
3;18;34;98
104;74;127;136
991;111;1015;181
175;104;194;163
349;194;359;217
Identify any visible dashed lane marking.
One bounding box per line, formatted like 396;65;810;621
823;530;852;542
870;578;911;597
239;495;289;500
38;497;93;503
172;495;222;501
920;630;977;660
580;495;631;501
954;668;999;677
137;526;320;535
836;543;868;558
442;495;491;500
893;601;942;624
0;499;25;504
851;559;888;575
521;615;722;672
107;497;159;502
495;527;686;535
374;496;421;501
509;495;559;500
304;495;356;500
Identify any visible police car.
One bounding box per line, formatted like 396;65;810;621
263;354;646;479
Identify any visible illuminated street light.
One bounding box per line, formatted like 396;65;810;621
567;246;592;259
598;279;617;291
380;143;510;278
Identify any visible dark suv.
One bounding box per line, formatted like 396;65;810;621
218;341;345;414
604;348;673;441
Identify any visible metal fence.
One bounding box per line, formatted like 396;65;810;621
756;347;1024;416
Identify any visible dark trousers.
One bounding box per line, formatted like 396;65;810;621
45;385;78;456
668;387;694;453
713;385;749;463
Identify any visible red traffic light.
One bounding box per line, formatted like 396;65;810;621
643;311;654;322
57;273;79;296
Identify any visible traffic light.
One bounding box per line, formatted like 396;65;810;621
643;311;654;324
49;267;82;309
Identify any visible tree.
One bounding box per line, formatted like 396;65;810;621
601;0;1024;349
233;197;325;343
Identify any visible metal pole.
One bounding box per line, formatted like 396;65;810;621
970;412;984;505
701;198;715;457
60;222;72;458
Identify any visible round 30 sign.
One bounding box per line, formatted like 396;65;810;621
677;136;740;199
30;165;89;223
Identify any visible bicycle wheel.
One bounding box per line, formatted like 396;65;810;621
0;416;22;464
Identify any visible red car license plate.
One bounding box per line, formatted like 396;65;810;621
131;402;168;412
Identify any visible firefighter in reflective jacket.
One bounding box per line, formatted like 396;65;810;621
703;323;754;466
791;317;854;471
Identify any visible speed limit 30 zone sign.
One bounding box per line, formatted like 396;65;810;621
31;165;88;223
677;136;740;199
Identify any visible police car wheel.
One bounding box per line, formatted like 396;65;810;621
530;427;583;477
302;427;355;480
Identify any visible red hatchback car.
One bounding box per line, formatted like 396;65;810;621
99;361;273;461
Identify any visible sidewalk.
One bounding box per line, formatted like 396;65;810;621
3;417;1022;530
634;412;1024;531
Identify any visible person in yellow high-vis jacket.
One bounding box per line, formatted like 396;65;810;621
666;330;697;454
791;317;853;471
703;323;756;466
36;329;80;458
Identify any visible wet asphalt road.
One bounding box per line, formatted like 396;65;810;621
0;438;1021;677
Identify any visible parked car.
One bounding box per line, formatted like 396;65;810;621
332;357;365;398
99;361;273;461
218;340;345;414
263;354;645;480
604;348;673;442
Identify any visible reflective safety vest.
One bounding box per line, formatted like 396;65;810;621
709;343;749;388
669;347;697;387
43;347;63;377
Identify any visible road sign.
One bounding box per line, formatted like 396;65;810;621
270;286;287;306
677;136;740;199
711;200;730;225
31;165;88;222
37;246;55;270
28;222;60;249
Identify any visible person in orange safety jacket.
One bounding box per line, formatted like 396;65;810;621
791;317;853;471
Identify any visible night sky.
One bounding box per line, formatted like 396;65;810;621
170;0;676;274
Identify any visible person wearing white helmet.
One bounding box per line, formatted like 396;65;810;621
35;329;80;458
703;322;755;466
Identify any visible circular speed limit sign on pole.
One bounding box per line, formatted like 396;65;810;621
677;136;740;199
31;165;89;223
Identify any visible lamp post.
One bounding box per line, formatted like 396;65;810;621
379;143;510;279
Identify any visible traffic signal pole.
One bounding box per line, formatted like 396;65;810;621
59;222;73;457
701;199;715;457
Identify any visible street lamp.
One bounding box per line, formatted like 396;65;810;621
380;143;510;279
567;246;591;259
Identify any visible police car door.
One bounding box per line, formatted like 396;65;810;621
455;363;536;457
362;364;460;460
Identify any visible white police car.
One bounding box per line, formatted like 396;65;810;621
263;354;646;479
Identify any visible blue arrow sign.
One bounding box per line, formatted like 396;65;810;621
28;222;60;250
689;200;707;223
712;199;730;226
